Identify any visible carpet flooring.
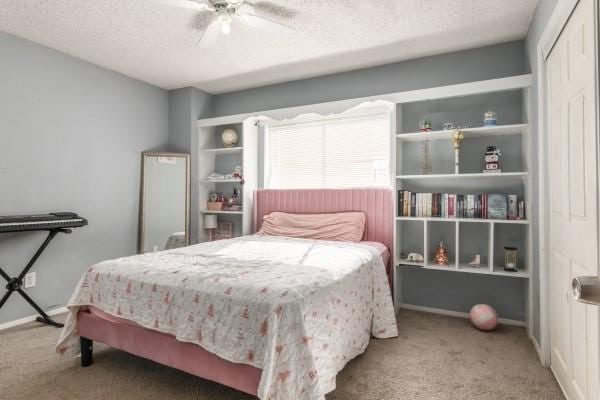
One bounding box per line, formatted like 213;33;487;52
0;310;563;400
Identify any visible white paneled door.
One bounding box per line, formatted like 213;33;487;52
547;0;600;399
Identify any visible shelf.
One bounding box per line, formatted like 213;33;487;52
396;217;529;225
396;172;528;180
396;124;528;142
200;209;243;215
397;259;425;267
199;147;243;154
397;263;529;279
200;179;242;183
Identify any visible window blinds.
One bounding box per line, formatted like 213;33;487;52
264;111;391;189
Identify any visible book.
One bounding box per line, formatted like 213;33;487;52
427;193;432;217
448;194;456;218
398;191;403;216
398;191;515;221
508;194;518;219
518;200;526;219
488;194;508;220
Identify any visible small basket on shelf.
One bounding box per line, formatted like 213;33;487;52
207;202;223;211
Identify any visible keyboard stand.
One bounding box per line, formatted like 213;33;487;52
0;228;71;328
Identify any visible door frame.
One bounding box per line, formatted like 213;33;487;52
537;0;600;368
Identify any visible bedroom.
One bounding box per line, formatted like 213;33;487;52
0;0;598;399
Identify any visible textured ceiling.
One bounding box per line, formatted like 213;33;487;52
0;0;538;93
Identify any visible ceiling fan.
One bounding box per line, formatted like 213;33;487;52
181;0;297;48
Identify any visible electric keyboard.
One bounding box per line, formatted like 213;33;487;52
0;211;87;327
0;212;87;233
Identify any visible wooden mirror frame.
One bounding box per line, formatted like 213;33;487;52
138;152;191;254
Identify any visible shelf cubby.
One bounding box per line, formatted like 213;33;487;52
426;220;457;269
458;221;489;269
397;219;425;267
493;223;528;277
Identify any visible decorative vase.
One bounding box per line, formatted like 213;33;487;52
420;141;432;174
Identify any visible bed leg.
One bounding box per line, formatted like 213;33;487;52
80;337;93;367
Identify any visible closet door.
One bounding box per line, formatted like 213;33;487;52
547;0;599;398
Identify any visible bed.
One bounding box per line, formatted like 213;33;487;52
57;188;397;400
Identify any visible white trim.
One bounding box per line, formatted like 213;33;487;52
399;303;525;327
536;0;584;369
530;332;545;364
541;0;580;61
197;75;532;127
0;307;68;331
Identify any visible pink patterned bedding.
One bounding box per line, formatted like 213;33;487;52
57;235;397;400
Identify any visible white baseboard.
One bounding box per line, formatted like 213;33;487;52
0;307;68;331
399;303;525;327
529;333;547;366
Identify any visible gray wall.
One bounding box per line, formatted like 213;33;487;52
168;87;213;244
211;41;525;117
525;0;559;342
0;32;169;324
210;40;530;321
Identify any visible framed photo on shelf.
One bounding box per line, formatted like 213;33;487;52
215;221;233;240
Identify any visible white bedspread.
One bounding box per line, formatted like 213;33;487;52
57;235;397;400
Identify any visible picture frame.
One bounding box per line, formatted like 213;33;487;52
215;221;233;240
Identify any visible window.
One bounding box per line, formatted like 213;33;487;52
264;104;392;189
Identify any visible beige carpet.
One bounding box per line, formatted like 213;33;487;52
0;310;563;400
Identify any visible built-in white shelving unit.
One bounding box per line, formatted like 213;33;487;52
396;172;528;180
392;74;533;329
199;178;243;183
396;123;528;142
199;209;244;215
396;216;529;224
199;146;243;154
196;119;259;242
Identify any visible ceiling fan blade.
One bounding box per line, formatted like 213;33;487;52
244;1;297;19
198;19;222;48
155;0;213;11
238;13;294;33
191;11;215;30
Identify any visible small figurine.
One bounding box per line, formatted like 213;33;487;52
433;241;449;265
518;200;526;220
468;254;481;268
406;253;424;262
442;122;454;130
484;111;497;126
483;145;501;174
451;130;465;174
232;165;242;180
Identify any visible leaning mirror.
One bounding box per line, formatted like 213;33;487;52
138;152;190;253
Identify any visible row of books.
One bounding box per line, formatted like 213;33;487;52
397;191;526;220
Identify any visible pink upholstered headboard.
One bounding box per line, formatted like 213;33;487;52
253;188;394;274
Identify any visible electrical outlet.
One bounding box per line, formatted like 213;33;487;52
24;272;36;288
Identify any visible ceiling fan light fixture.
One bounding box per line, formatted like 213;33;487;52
217;13;233;34
221;21;232;34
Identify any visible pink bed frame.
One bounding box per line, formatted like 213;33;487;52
77;187;394;396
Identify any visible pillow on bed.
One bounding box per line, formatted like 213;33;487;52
258;211;365;242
